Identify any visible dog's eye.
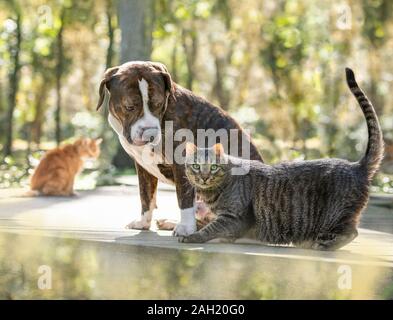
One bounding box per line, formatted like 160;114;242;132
192;164;200;170
125;105;135;112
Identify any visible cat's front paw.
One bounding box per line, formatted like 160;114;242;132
126;219;151;230
173;223;196;237
178;232;206;243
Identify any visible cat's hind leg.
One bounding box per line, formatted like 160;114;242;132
310;204;362;251
311;228;358;251
41;185;73;196
40;173;73;197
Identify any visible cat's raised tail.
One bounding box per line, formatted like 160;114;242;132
345;67;384;179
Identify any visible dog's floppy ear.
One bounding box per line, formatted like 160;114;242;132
96;66;119;111
150;62;174;97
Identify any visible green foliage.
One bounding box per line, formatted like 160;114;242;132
371;174;393;194
362;0;393;48
0;0;393;192
261;4;307;73
0;156;29;188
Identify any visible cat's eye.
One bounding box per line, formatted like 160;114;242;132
192;164;200;170
125;105;135;112
211;164;218;171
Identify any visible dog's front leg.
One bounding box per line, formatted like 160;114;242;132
126;163;158;230
172;164;196;236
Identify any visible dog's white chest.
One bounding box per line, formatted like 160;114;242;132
119;136;174;185
108;114;174;185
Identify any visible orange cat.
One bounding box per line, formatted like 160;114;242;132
29;138;102;196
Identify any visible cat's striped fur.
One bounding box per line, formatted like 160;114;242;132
181;68;384;250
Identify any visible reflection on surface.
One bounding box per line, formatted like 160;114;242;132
0;232;392;299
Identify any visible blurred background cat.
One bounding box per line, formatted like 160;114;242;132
28;138;102;196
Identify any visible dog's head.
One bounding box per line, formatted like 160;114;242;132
97;61;173;146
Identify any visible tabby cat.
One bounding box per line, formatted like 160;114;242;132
29;138;102;196
181;68;383;250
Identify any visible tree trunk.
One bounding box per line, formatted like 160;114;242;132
105;0;115;69
181;29;197;91
322;69;340;157
3;11;22;157
55;8;65;145
102;0;115;125
0;77;4;141
213;56;230;110
117;0;152;63
171;39;178;83
368;51;383;116
99;0;117;164
113;0;153;169
32;80;48;146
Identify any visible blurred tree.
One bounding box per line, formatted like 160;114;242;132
259;0;317;158
181;27;197;90
52;0;96;145
3;0;22;157
118;0;153;62
0;71;5;142
361;0;393;115
29;3;58;146
209;0;233;110
112;0;154;169
176;1;211;91
105;0;115;69
99;0;117;128
54;6;65;145
0;0;392;186
318;2;352;158
154;0;212;91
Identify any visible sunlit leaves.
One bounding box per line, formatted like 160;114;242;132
175;4;190;20
174;0;212;20
281;28;301;48
3;18;17;32
362;0;393;47
33;38;51;56
0;0;393;192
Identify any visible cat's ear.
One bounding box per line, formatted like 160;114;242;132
212;143;224;156
185;142;197;156
95;138;103;145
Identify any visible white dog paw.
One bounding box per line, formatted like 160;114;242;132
126;219;151;230
173;223;196;237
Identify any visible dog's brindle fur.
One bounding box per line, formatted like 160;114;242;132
97;61;263;236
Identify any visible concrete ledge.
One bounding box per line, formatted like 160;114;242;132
0;186;392;267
